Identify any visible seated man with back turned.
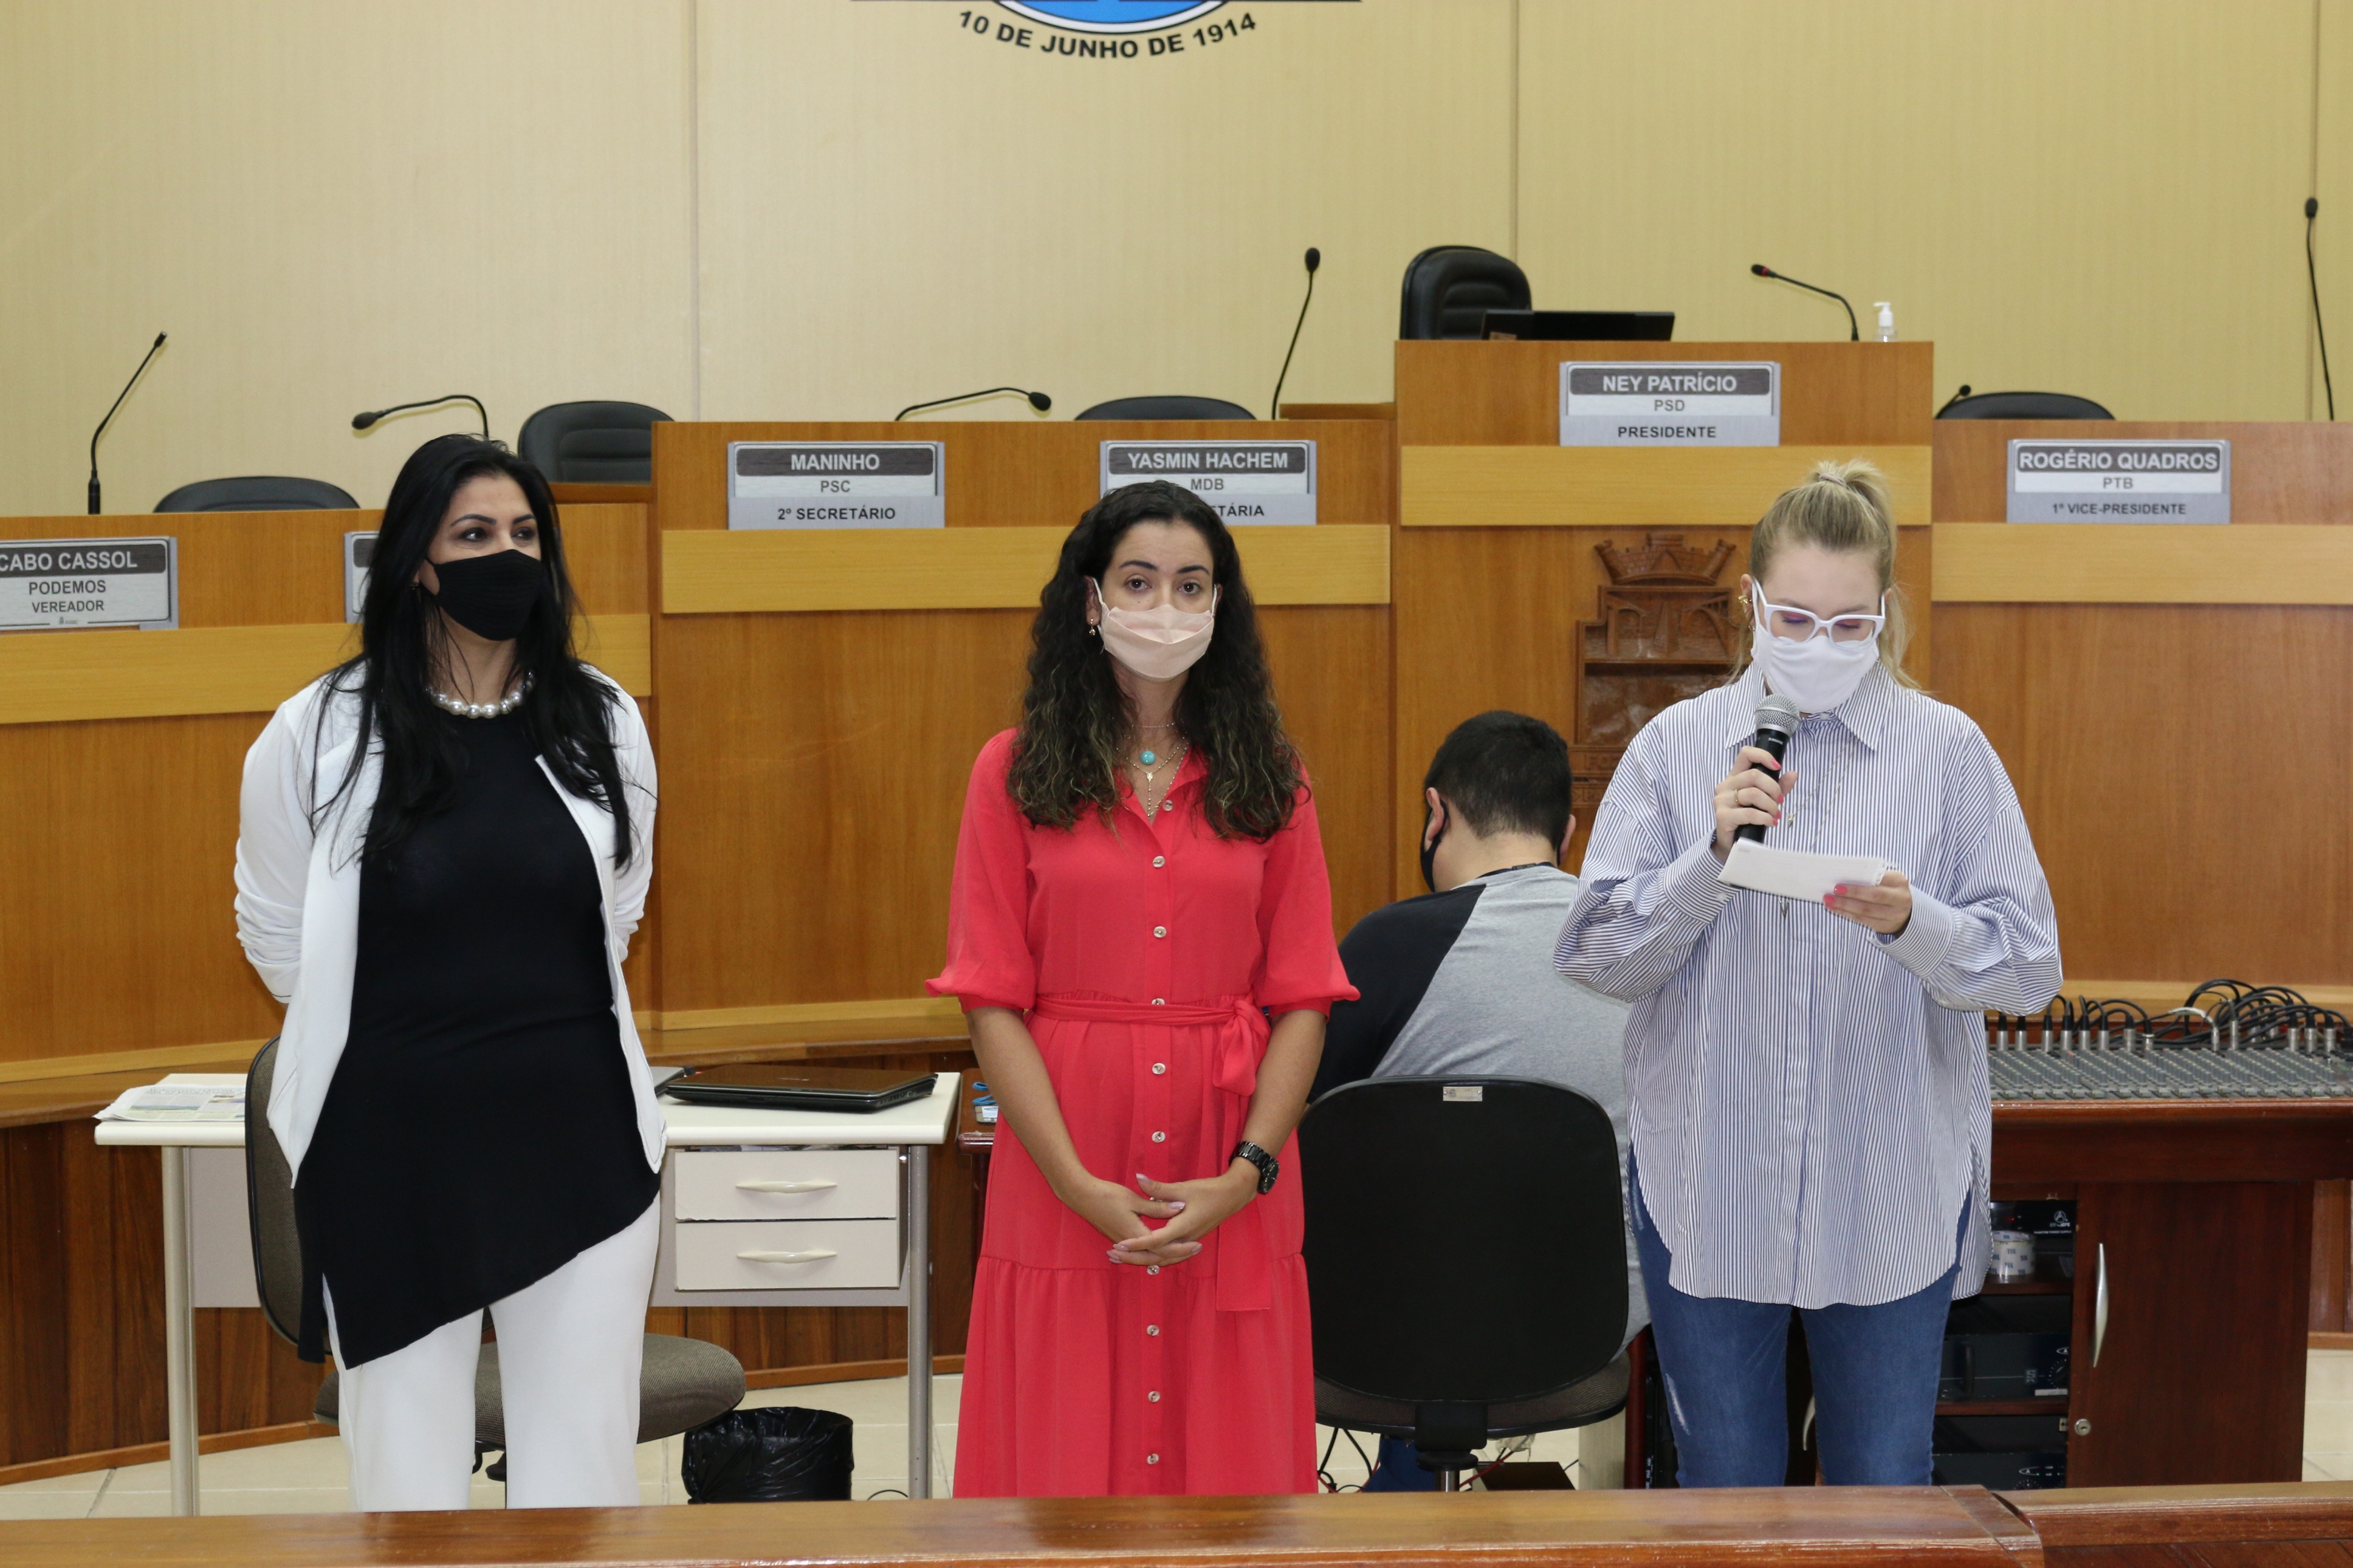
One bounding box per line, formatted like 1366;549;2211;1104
1313;711;1646;1491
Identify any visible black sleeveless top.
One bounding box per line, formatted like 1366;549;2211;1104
293;710;657;1366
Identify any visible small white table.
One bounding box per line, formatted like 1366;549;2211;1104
97;1070;960;1515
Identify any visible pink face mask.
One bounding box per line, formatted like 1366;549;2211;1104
1088;578;1218;681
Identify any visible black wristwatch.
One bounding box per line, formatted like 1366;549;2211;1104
1231;1141;1279;1194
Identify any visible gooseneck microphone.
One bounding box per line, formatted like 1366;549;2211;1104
88;332;168;515
352;395;490;438
1268;246;1321;418
1734;693;1802;845
1751;264;1858;341
1937;384;1975;416
895;388;1052;420
2309;198;2335;421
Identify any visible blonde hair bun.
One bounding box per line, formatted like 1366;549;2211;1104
1742;457;1917;688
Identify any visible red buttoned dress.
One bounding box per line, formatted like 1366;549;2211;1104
929;730;1355;1497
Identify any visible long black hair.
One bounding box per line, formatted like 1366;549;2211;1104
317;434;634;867
1007;480;1301;840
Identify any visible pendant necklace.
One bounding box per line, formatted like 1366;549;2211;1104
1134;732;1187;815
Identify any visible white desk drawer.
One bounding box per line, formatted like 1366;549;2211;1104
673;1219;902;1292
674;1148;900;1221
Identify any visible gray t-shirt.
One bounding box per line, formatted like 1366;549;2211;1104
1316;864;1646;1342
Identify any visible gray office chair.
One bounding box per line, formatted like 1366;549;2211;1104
1074;395;1256;421
517;401;673;483
1400;246;1531;340
1300;1076;1630;1490
243;1039;744;1472
156;477;359;512
1936;390;2114;420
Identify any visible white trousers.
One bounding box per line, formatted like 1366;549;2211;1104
327;1199;661;1512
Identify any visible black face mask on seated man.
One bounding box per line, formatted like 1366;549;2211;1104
429;549;546;642
1420;799;1447;894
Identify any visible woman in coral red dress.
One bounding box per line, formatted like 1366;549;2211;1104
930;479;1355;1497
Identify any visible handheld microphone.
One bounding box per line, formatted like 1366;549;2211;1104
894;388;1052;420
1751;264;1858;341
1268;246;1321;418
88;332;168;515
1734;693;1801;844
2308;198;2335;421
352;395;490;439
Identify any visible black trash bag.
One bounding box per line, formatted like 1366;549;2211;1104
682;1406;854;1502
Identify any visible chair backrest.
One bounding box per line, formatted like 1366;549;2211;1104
243;1038;306;1346
1399;246;1531;340
1300;1075;1626;1405
1936;390;2114;420
1073;395;1256;422
156;477;359;512
517;400;674;483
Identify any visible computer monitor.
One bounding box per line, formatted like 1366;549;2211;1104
1480;310;1675;342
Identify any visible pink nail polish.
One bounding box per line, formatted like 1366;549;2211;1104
1168;1201;1186;1213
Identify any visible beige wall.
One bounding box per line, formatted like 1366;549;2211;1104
0;1;2343;516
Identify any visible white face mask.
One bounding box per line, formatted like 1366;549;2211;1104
1090;578;1217;681
1750;584;1882;713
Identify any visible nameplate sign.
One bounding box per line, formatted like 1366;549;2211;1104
0;536;177;630
2006;439;2230;523
1099;440;1317;526
727;442;946;529
344;532;374;622
1559;361;1780;447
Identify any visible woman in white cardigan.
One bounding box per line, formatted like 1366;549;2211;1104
235;435;661;1512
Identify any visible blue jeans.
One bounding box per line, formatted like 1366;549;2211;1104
1630;1157;1960;1487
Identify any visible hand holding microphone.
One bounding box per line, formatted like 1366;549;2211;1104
1714;693;1801;856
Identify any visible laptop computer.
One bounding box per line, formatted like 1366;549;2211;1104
661;1064;939;1114
1480;309;1675;342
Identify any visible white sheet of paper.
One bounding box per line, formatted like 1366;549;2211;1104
95;1084;247;1123
1716;839;1889;904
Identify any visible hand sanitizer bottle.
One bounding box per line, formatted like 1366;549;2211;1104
1875;302;1897;342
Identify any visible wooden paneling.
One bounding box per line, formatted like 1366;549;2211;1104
1395;341;1936;447
650;423;1394;1020
651;421;1396;533
2068;1182;2312;1487
1931;525;2353;606
0;1484;2058;1565
1933;603;2353;985
662;526;1389;615
0;614;648;725
1994;1104;2353;1187
1935;423;2353;523
1401;446;1931;529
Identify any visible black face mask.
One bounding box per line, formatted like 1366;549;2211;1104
1420;800;1447;894
428;549;546;642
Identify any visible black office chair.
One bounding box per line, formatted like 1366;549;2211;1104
156;477;359;512
517;401;674;483
1300;1076;1630;1490
1074;395;1255;421
1399;246;1531;340
1936;390;2114;420
243;1039;745;1475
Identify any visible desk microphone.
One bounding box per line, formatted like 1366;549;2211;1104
895;388;1051;420
1734;693;1801;844
1268;246;1321;418
2309;198;2335;421
88;332;168;515
352;395;490;438
1751;264;1858;341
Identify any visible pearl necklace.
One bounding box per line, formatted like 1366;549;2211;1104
428;674;532;719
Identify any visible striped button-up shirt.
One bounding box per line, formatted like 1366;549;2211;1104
1555;663;2061;1309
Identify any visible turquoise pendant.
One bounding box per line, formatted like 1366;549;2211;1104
1139;750;1157;766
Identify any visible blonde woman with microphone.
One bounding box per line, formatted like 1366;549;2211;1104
1555;460;2060;1487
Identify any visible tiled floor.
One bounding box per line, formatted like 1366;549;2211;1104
9;1351;2353;1517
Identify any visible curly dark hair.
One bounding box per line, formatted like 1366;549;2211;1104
1007;481;1302;840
